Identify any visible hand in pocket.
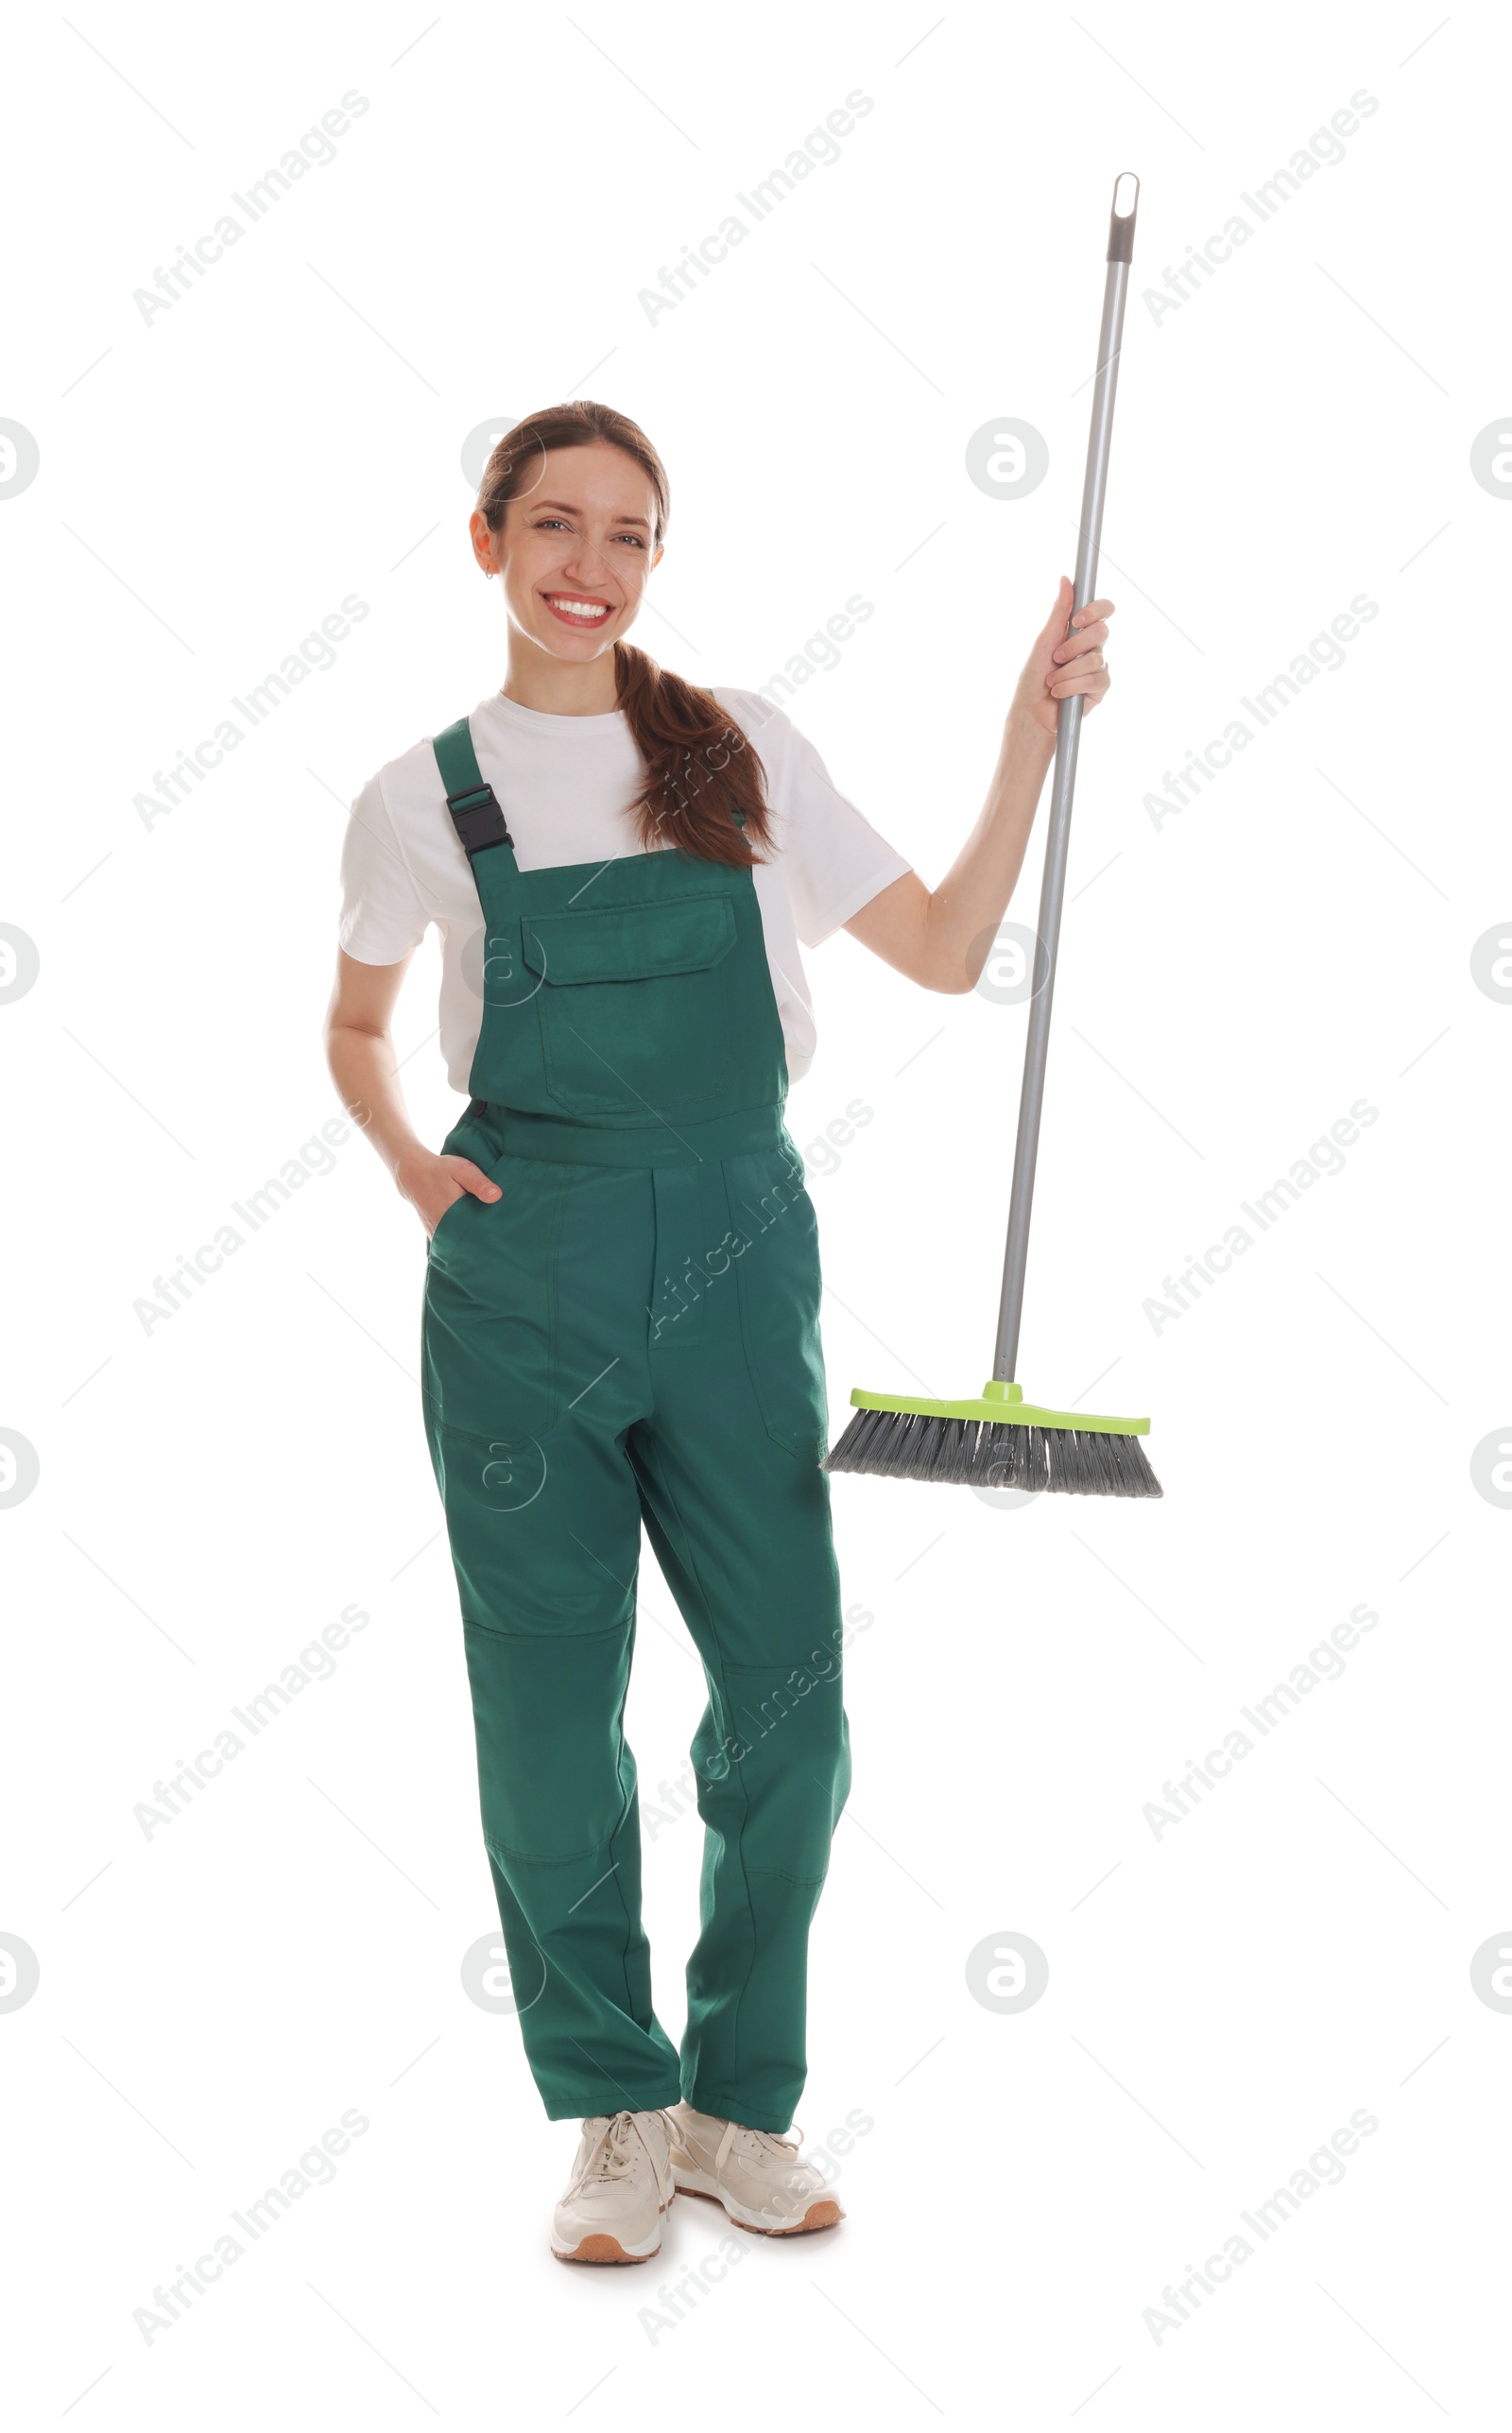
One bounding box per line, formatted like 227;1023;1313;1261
404;1151;504;1240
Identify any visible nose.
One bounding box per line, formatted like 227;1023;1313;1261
559;537;612;590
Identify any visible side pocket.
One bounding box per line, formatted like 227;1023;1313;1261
421;1157;571;1450
728;1148;829;1461
425;1110;510;1258
427;1187;474;1252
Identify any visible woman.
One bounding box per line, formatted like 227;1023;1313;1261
326;401;1111;2265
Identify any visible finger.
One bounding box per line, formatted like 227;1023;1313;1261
1045;647;1106;686
1047;665;1111;699
452;1158;504;1201
1055;647;1113;685
1051;619;1108;662
1040;576;1074;637
1043;590;1111;657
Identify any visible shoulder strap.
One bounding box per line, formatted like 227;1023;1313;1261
433;716;515;859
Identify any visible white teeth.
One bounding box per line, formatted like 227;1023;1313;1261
550;597;609;619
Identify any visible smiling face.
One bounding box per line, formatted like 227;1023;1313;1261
472;442;663;664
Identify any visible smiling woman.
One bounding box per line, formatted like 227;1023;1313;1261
324;395;1113;2266
471;403;777;865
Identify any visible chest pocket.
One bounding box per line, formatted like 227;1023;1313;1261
521;895;737;1117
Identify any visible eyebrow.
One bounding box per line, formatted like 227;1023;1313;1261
530;497;651;530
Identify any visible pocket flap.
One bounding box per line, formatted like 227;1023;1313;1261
520;895;736;986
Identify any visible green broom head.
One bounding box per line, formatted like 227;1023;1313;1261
822;1380;1161;1498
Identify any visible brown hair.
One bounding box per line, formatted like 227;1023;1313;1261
475;402;773;868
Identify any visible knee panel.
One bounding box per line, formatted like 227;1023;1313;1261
464;1619;635;1863
699;1665;850;1884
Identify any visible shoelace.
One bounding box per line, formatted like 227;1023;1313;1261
569;2109;672;2199
713;2118;808;2177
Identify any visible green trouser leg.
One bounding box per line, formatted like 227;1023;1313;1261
422;1136;850;2131
460;1603;680;2118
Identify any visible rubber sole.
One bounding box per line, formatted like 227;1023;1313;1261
551;2193;675;2266
674;2181;844;2236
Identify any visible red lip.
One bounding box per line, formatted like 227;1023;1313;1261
541;592;615;630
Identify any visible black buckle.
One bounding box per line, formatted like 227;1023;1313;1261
446;781;513;857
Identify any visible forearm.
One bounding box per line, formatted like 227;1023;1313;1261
919;710;1056;990
325;1021;425;1185
845;581;1110;992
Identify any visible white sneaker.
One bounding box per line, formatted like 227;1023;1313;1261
668;2102;844;2236
550;2109;678;2265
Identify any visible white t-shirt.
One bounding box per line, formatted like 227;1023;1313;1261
338;687;912;1093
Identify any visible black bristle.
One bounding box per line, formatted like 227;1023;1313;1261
821;1406;875;1473
819;1413;853;1473
823;1410;1163;1498
941;1418;975;1485
979;1423;1005;1483
899;1414;934;1478
850;1408;891;1470
964;1421;1005;1485
865;1412;902;1477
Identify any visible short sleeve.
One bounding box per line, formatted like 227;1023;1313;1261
737;698;912;948
337;774;430;965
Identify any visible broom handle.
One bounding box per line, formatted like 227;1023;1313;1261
993;172;1139;1384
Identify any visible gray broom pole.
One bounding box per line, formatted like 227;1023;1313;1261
993;172;1139;1386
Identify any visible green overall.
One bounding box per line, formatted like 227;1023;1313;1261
420;715;851;2131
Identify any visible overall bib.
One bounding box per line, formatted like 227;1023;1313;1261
421;715;852;2132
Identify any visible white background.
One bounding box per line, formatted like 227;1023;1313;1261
3;2;1505;2423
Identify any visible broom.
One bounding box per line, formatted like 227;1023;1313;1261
824;173;1161;1501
